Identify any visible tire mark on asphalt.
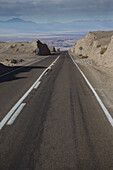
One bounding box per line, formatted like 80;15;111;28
8;54;65;170
76;87;100;169
70;88;80;170
68;54;100;169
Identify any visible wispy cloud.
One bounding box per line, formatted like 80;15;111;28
0;0;113;23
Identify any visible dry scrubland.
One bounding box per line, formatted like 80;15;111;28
70;31;113;67
70;31;113;114
0;41;40;66
0;40;56;75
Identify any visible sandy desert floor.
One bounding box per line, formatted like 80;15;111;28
0;42;52;75
0;42;41;66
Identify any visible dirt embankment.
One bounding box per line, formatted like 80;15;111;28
70;31;113;114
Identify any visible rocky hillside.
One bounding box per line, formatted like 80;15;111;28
70;31;113;67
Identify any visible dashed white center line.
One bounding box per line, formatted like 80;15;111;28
34;81;41;89
0;55;60;130
7;103;26;125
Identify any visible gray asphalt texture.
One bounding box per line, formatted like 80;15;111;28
0;52;113;170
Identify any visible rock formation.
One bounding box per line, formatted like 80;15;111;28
70;31;113;67
37;40;51;55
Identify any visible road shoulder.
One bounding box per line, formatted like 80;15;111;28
69;51;113;117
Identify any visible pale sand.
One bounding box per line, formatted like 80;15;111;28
71;31;113;68
0;41;50;76
0;41;40;66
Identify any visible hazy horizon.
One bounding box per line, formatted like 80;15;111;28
0;0;113;49
0;0;113;34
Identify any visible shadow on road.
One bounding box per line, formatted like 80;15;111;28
0;52;61;83
0;65;47;83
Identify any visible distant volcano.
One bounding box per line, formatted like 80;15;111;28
7;18;25;22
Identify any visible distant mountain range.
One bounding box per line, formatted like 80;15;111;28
0;18;40;33
0;18;37;24
0;17;113;35
0;18;67;34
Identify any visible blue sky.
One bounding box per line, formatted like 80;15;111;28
0;0;113;23
0;0;113;37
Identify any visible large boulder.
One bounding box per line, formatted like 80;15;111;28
37;40;51;55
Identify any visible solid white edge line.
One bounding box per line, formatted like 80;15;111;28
0;55;60;130
7;103;26;125
69;52;113;127
0;56;50;78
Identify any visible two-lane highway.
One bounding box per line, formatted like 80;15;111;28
0;52;113;170
0;55;59;122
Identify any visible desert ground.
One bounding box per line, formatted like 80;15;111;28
0;41;56;75
1;32;113;114
0;41;41;66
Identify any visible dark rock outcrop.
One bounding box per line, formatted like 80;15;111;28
37;40;51;55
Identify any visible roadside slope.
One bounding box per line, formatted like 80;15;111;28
70;30;113;117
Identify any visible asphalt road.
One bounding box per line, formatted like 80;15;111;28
0;52;113;170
